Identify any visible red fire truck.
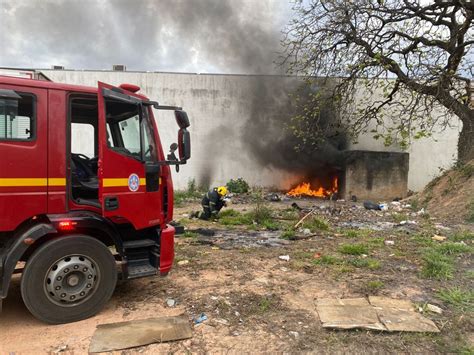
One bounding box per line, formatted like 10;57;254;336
0;76;190;324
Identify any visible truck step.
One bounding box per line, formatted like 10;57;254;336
123;239;156;249
127;262;157;279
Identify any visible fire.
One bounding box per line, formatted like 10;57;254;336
287;177;338;198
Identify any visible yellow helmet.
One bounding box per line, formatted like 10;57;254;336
217;186;228;196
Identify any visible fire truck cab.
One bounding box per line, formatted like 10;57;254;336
0;76;190;324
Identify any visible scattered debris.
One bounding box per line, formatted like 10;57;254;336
194;313;208;326
432;235;447;241
303;228;311;235
265;193;281;202
384;240;395;246
363;201;381;210
89;316;193;353
289;331;300;338
178;260;189;266
426;304;443;314
52;345;68;354
192;230;290;249
214;318;229;326
279;255;290;261
291;202;303;211
434;224;451;232
316;297;439;333
166;298;176;308
294;210;314;228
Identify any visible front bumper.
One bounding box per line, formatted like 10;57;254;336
159;224;175;275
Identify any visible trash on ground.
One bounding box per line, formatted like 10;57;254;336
426;304;443;314
89;316;193;353
291;202;303;211
265;193;281;202
166;298;176;308
384;240;395;246
316;297;439;333
294;210;314;228
279;255;290;261
178;260;189;265
432;235;447;241
363;201;381;210
194;313;208;326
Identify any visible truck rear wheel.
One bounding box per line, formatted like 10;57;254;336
21;234;117;324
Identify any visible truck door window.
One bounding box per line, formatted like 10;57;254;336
0;93;35;140
71;123;95;158
106;100;142;160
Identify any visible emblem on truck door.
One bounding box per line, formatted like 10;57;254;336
128;174;140;192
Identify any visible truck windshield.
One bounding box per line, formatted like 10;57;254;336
106;100;142;160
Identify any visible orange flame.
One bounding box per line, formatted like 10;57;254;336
287;177;338;198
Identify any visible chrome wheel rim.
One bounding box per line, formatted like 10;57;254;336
44;254;99;307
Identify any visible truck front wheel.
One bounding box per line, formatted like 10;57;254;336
21;234;117;324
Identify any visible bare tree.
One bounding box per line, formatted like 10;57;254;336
283;0;473;162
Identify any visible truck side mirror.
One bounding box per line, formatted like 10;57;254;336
178;129;191;161
174;110;190;129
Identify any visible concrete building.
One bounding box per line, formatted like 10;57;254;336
2;68;462;193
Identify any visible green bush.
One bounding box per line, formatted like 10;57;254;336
226;178;250;193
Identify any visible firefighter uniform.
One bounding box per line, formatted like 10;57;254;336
197;187;227;220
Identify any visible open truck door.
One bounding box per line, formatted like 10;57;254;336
97;82;163;229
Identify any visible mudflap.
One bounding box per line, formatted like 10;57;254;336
160;224;175;276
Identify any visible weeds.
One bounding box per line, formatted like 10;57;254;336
338;243;369;255
183;231;198;239
312;255;341;266
174;178;204;206
302;216;330;231
392;213;408;223
435;242;472;255
226;177;250;193
450;230;474;242
280;229;296;240
349;258;381;269
258;297;273;312
219;211;253;226
437;287;474;312
365;280;384;292
421;250;454;280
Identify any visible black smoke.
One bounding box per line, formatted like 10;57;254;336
242;77;347;184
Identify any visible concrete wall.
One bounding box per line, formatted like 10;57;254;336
41;69;460;191
343;151;409;201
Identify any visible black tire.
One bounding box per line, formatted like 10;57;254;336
21;234;117;324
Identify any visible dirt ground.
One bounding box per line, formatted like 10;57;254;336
0;197;473;354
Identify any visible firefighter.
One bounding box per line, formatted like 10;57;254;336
194;186;228;220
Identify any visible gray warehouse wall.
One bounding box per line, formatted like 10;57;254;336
41;69;460;191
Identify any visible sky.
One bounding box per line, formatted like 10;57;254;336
0;0;293;74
